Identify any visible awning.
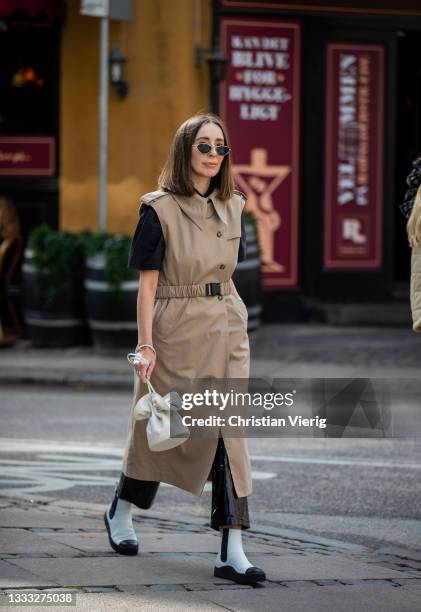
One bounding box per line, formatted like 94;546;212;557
0;0;66;22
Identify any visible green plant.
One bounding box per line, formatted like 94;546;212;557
27;224;85;306
26;223;135;313
79;230;134;294
245;211;257;227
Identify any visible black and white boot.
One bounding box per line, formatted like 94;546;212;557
214;527;266;586
104;491;138;556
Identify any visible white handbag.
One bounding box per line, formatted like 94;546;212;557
127;353;189;452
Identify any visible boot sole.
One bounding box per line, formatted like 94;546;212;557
214;565;266;585
103;510;138;556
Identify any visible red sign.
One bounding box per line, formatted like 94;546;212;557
220;18;302;289
323;43;384;269
0;137;55;176
221;0;421;16
0;0;66;21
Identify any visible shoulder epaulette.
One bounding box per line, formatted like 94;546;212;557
139;190;169;206
233;189;247;202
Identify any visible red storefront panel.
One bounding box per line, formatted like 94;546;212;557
221;0;421;17
220;18;302;289
0;136;55;176
323;43;384;269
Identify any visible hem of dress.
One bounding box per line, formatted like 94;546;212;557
120;467;206;498
116;472;160;509
210;515;250;532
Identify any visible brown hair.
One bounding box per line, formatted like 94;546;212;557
157;112;235;201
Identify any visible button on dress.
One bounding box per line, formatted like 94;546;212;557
120;187;252;498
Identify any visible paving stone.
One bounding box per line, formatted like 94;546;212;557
200;583;421;612
279;580;320;589
84;586;119;593
30;528;56;533
251;524;367;552
0;528;82;556
45;591;232;611
361;579;399;586
37;532;108;554
137;534;277;554
42;587;80;593
0;560;58;589
12;553;54;559
246;553;407;582
114;585;155;594
37;532;277;556
0;508;102;530
5;549;405;590
6;555;231;588
148;584;187;591
252;512;421;553
2;588;43;593
55;528;83;533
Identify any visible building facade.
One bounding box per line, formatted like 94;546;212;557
214;0;421;321
1;0;421;323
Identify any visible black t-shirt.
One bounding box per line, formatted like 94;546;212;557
128;190;247;271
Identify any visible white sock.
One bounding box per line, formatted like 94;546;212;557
107;496;138;544
215;527;253;573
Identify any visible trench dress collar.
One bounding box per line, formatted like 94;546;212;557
171;188;227;230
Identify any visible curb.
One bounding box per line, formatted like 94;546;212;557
0;494;368;553
0;371;133;390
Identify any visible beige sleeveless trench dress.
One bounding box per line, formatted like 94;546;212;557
121;188;252;498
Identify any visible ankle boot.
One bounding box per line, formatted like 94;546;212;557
104;491;138;556
214;527;266;585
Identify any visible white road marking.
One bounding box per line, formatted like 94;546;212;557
0;439;277;498
1;439;420;470
0;438;124;455
251;455;421;470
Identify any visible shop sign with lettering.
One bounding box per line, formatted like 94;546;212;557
323;43;384;269
0;137;55;176
220;18;302;288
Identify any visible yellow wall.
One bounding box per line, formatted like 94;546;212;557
60;0;211;234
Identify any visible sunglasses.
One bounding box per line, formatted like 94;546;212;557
194;143;231;157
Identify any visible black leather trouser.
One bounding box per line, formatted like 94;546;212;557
116;435;250;531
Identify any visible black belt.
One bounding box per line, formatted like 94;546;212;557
205;282;222;296
155;281;231;298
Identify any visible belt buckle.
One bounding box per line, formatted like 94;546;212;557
205;282;221;296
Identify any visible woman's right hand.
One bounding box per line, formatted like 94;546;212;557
134;347;156;383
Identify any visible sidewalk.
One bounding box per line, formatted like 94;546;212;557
0;323;420;389
1;495;421;611
1;323;421;610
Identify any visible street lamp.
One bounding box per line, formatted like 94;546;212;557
195;45;228;85
108;47;129;99
206;48;229;85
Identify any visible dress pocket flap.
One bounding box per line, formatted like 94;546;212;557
225;220;242;239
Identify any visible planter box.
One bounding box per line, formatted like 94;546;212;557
84;253;138;353
22;248;90;347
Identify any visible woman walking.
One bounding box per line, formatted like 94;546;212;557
104;113;266;586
